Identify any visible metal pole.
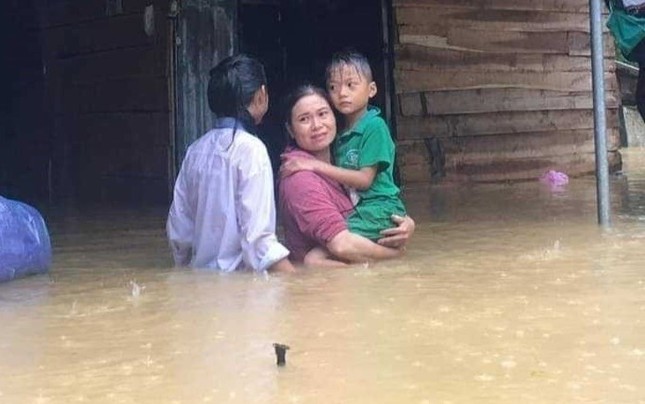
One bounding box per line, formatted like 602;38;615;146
590;0;611;226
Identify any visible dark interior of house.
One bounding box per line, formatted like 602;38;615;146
0;0;390;207
1;1;47;204
239;0;390;179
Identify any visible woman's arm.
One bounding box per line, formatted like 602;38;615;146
280;166;403;267
303;246;349;268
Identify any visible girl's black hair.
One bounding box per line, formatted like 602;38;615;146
207;54;267;139
282;84;334;147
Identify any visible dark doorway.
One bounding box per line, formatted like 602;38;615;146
238;0;394;173
0;1;48;205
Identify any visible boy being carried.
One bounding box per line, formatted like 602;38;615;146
281;50;407;242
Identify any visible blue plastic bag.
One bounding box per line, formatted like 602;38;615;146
0;196;52;282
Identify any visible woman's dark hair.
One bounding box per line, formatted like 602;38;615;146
282;84;333;147
207;54;267;135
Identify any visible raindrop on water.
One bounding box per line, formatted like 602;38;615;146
130;280;145;297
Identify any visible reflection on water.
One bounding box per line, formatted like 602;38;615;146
2;150;645;403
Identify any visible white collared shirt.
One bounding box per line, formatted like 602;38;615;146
167;120;289;272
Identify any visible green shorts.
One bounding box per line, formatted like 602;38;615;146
347;197;407;241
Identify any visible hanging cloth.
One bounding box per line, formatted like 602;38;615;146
607;0;645;60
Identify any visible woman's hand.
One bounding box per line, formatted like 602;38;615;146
377;214;415;249
280;157;318;178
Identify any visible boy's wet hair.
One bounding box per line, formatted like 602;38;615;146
207;54;267;132
325;49;373;83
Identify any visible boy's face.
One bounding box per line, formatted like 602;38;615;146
326;64;376;118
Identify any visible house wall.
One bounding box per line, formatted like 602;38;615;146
38;0;172;204
392;0;622;183
5;0;623;204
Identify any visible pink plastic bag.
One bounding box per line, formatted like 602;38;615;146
539;170;569;191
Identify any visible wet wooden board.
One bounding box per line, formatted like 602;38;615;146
392;0;621;182
394;69;617;93
397;7;594;34
37;0;173;202
396;45;612;72
397;128;621;166
398;151;622;183
393;0;592;13
395;109;619;139
399;89;619;116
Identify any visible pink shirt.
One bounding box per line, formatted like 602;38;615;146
278;147;354;262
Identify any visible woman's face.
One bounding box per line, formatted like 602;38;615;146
288;94;337;154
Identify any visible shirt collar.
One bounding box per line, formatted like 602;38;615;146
214;117;254;133
340;105;381;137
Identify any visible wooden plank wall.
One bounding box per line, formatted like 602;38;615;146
392;0;622;183
38;0;172;204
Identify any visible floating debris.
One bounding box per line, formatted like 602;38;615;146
273;343;290;367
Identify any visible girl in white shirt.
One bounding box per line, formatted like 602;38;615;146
167;54;295;273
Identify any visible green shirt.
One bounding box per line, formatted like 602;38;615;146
335;106;406;240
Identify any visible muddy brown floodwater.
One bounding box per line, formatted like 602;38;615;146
2;150;645;403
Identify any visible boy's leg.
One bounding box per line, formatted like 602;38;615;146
347;199;408;241
303;246;349;268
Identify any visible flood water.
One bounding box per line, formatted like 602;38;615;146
3;151;645;403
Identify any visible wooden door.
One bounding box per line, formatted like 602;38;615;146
173;0;238;171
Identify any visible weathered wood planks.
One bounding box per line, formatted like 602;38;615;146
393;0;591;13
397;127;621;183
392;0;622;183
397;109;619;139
395;69;616;93
400;89;619;116
39;0;172;203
